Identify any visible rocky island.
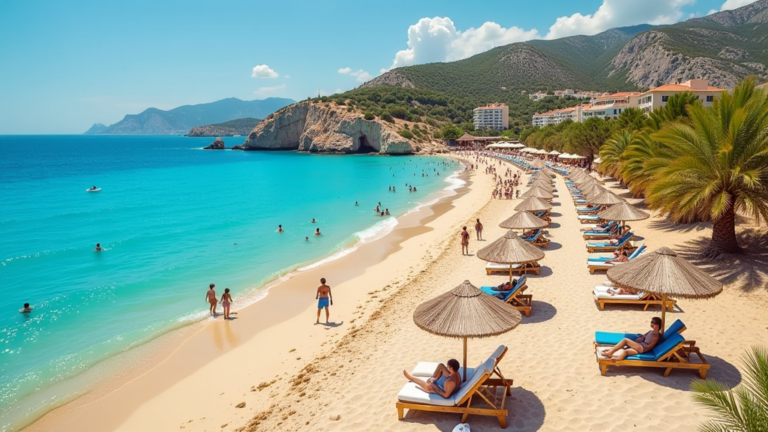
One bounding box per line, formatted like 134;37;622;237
243;101;445;155
203;138;226;149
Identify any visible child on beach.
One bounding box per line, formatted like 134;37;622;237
221;288;233;320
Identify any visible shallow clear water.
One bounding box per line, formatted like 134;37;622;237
0;135;459;430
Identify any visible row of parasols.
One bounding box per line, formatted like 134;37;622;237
412;166;722;382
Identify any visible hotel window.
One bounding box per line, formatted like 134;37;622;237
706;95;714;102
662;95;669;102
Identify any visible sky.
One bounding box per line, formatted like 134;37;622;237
0;0;759;134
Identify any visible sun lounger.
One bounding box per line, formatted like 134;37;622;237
521;229;549;249
578;215;602;224
594;332;710;378
480;276;532;316
587;245;646;273
485;261;541;276
586;232;634;253
592;285;675;310
576;206;600;214
594;319;686;346
409;345;508;381
397;348;513;427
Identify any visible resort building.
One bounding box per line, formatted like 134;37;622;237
532;106;581;127
638;79;726;113
473;103;509;130
581;92;641;120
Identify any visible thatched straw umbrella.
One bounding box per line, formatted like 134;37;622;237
413;280;522;381
499;211;549;230
514;196;553;212
540;168;557;178
607;247;723;334
530;159;546;169
587;190;625;206
521;186;555;200
527;181;555;192
477;230;546;284
597;202;649;230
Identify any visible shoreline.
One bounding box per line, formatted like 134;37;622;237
25;155;489;432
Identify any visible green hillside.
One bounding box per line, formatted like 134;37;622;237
186;118;262;137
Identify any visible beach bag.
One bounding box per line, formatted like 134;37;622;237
452;423;470;432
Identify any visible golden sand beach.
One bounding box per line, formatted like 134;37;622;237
28;154;768;432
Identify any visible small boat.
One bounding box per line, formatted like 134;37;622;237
86;188;101;192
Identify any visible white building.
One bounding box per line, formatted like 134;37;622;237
581;92;641;120
473;103;509;130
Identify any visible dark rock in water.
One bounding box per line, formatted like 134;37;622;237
204;137;225;150
231;143;247;150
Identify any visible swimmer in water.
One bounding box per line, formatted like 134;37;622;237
315;228;321;236
20;303;33;313
277;225;284;233
385;209;390;215
311;218;316;223
94;243;102;251
306;237;309;241
355;201;359;206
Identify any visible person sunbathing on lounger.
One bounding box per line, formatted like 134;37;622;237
601;317;661;360
606;287;631;295
581;222;611;232
605;251;629;264
403;359;461;398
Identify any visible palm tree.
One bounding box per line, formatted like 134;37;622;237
691;346;768;432
644;79;768;258
648;91;701;130
599;130;635;179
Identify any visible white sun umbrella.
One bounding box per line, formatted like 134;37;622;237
593;157;602;164
510;143;525;149
549;150;561;155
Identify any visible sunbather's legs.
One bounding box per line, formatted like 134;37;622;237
602;338;643;359
402;370;435;393
430;363;450;380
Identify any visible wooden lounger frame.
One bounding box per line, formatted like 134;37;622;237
594;340;710;378
485;262;541;276
579;216;603;224
594;293;676;311
586;239;635;253
396;347;513;428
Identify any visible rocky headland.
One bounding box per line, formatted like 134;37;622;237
243;101;447;155
203;137;226;150
186;118;261;137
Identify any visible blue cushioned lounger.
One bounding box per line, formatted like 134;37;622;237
595;319;685;345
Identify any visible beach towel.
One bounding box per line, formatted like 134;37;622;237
452;423;471;432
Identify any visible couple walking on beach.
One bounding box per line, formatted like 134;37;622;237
460;219;483;255
205;283;233;320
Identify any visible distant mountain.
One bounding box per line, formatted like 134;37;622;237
84;123;109;134
85;97;294;135
364;0;768;96
186;118;262;137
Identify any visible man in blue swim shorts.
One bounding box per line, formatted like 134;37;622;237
315;277;333;324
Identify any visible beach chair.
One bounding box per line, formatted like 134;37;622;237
480;276;532;316
576;205;600;214
586;232;634;253
578;214;602;224
592;284;676;310
582;223;619;240
533;211;551;225
397;347;513;427
594;332;710;378
587;245;646;273
485;261;541;276
520;229;549;249
594;319;686;346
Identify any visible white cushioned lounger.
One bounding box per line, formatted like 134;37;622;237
397;358;495;407
485;263;523;270
410;345;506;378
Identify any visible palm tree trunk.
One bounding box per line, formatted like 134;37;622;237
704;206;741;258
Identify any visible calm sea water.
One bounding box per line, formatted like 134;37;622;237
0;135;460;430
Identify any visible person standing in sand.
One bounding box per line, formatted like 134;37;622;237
460;227;470;255
475;219;483;241
205;284;218;316
220;288;233;320
315;278;332;324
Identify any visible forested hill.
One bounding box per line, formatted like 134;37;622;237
84;97;294;135
186;118;261;137
358;1;768;129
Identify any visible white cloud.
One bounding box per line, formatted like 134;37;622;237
251;64;279;79
545;0;694;39
338;67;373;83
254;84;286;96
387;17;539;69
720;0;758;10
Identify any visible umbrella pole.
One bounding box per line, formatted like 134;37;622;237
462;337;468;382
661;294;666;337
509;265;513;285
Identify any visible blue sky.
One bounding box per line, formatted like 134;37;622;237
0;0;755;133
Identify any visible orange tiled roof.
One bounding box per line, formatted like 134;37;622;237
646;84;725;92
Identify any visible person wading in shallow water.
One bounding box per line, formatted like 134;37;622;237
206;283;218;316
315;278;333;324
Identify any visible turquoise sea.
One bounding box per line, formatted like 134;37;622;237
0;135;461;430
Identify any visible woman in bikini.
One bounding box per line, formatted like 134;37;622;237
601;317;661;360
221;288;233;320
